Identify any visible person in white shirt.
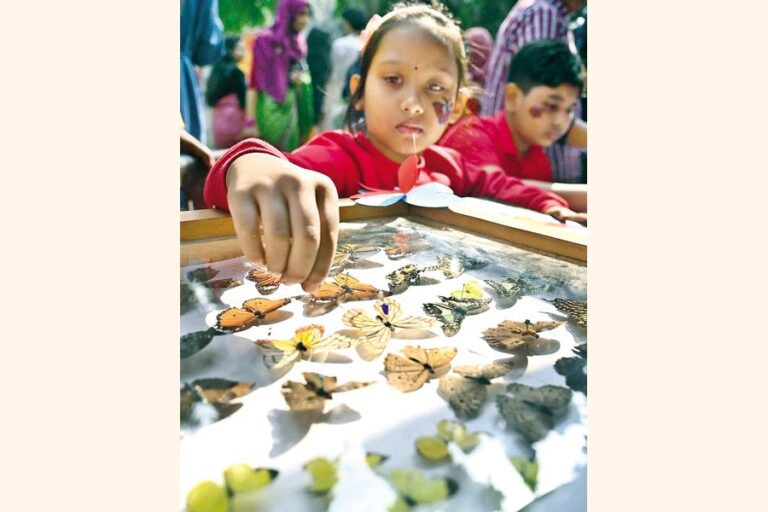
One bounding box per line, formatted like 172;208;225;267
320;6;369;130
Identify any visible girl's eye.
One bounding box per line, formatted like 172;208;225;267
428;83;445;92
545;103;559;113
383;76;401;85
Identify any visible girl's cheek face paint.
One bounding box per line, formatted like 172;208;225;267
433;101;453;124
529;106;544;118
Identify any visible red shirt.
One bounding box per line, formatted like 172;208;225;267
203;131;567;213
440;112;554;182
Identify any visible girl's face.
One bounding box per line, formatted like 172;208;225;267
353;23;463;163
232;40;246;61
291;6;311;33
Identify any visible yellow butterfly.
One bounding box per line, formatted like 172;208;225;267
342;298;439;360
281;372;375;411
383;345;457;392
255;325;359;370
450;280;485;300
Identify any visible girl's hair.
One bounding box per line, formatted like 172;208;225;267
344;0;467;133
224;34;241;56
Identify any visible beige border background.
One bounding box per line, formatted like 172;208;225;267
3;0;768;510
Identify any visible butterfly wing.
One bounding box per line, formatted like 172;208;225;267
496;394;554;443
384;353;430;392
484;278;521;298
216;307;257;331
549;298;588;327
187;266;220;282
402;345;457;378
281;380;326;411
245;269;281;295
482;326;529;353
332;379;376;394
506;383;573;413
355;328;392;361
254;339;300;370
454;356;526;381
308;282;348;303
423;303;465;337
205;278;243;289
436;255;465;279
193;379;255;404
377;298;439;330
437;374;488;419
241;297;292;316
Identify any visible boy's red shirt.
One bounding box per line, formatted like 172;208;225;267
440;112;553;182
203;131;566;212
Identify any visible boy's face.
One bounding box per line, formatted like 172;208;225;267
505;83;580;149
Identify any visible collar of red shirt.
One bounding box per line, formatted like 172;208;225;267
493;110;546;163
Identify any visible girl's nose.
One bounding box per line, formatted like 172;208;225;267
400;93;424;116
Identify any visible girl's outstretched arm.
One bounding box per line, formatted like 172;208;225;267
206;147;340;292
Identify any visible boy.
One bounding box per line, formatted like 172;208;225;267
441;39;587;212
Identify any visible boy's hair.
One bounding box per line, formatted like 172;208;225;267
507;39;584;95
224;34;241;56
345;0;467;132
342;6;369;33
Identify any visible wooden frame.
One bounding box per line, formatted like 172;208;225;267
180;199;587;266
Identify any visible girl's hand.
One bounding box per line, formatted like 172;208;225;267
545;206;587;226
226;153;340;292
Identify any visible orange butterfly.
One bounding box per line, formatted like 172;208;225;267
215;297;293;331
245;269;281;295
308;274;388;303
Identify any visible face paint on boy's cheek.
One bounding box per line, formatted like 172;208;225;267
433;101;453;124
529;106;545;118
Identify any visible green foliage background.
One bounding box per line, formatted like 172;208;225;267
219;0;519;38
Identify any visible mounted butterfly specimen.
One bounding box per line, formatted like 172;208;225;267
388;468;458;507
546;298;587;328
307;273;389;304
187;266;220;282
554;343;587;395
383;345;457;392
255;324;360;370
180;378;255;429
245;268;282;295
281;372;375;411
438;356;528;419
495;383;573;442
482;319;564;354
422;295;490;337
385;264;424;293
215;297;293;332
435;255;465;279
204;278;244;289
484;277;522;302
342;298;439;360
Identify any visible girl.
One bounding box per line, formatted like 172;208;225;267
248;0;313;151
206;34;249;149
203;1;585;293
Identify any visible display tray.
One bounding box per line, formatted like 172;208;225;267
180;199;587;512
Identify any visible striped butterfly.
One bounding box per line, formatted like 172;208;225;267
255;324;360;370
437;356;527;419
343;298;439;360
384;345;457;392
484;277;522;299
546;298;587;328
281;372;375;411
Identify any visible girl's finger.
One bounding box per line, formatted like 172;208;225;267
256;189;292;276
282;181;323;285
228;192;265;265
302;179;340;291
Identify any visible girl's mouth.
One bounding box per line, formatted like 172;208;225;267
396;124;424;135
